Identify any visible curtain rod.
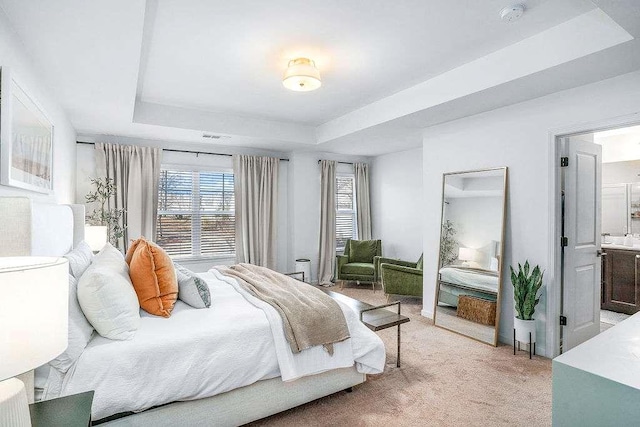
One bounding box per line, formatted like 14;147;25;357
317;160;354;165
76;141;290;161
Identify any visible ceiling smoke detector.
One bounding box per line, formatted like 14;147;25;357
500;4;525;22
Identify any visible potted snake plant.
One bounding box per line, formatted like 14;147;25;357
511;261;544;344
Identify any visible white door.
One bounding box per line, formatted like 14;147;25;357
562;134;602;352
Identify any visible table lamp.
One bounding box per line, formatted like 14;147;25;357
458;247;476;266
84;225;108;252
0;257;68;427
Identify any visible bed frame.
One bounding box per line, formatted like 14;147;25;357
0;197;367;426
437;279;498;308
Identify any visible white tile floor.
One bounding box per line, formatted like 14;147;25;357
600;309;630;332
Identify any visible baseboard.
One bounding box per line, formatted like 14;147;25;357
421;308;433;320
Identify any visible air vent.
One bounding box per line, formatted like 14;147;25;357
202;133;230;140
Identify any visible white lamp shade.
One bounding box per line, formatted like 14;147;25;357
84;225;108;251
0;257;68;381
458;247;475;261
282;58;321;92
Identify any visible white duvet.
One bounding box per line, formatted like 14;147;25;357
439;266;499;294
45;270;385;420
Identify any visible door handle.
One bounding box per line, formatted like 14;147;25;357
597;250;607;257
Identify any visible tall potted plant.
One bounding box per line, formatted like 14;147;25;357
85;177;126;248
511;261;544;344
439;220;458;267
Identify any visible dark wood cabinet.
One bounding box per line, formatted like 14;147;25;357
601;248;640;314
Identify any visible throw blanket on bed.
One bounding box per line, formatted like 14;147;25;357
215;263;350;355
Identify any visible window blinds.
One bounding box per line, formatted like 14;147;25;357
336;175;356;250
157;170;235;258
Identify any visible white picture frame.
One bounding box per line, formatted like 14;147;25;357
0;67;54;194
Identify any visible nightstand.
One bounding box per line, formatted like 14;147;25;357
29;391;94;427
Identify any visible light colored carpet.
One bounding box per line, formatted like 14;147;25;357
249;285;552;427
435;305;495;344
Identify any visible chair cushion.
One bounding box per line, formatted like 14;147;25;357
342;262;375;276
348;240;378;263
416;254;424;270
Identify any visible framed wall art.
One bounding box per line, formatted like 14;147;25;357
1;67;54;193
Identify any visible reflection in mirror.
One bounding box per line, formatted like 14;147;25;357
433;168;508;346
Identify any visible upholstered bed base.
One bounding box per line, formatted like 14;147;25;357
438;281;497;308
97;367;365;426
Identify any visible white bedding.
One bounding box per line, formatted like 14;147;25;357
45;270;385;420
439;266;499;294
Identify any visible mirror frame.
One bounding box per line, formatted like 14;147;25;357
432;166;508;346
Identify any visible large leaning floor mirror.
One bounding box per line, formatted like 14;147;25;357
433;167;508;346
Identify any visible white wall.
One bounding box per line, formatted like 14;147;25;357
288;151;370;283
602;160;640;184
370;147;423;261
422;70;640;357
76;138;290;273
446;196;503;250
0;8;76;203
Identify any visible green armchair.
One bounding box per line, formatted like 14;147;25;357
377;254;423;300
336;239;382;289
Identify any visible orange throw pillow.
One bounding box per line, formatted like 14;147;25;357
125;237;178;318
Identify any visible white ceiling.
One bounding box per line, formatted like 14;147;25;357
1;0;638;156
139;0;594;125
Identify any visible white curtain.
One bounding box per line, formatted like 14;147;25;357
318;160;336;285
95;143;162;249
354;162;372;240
233;155;279;269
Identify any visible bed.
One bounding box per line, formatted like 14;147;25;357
0;197;386;426
437;266;499;307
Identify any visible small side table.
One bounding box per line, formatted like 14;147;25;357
30;391;94;427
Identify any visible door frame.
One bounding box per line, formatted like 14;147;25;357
547;112;640;357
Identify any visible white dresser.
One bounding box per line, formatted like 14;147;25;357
553;313;640;426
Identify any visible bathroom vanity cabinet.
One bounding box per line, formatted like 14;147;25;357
601;247;640;314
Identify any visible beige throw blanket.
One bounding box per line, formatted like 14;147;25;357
215;263;350;355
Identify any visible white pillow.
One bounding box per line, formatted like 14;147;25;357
78;243;140;340
489;257;499;272
175;263;211;309
63;241;93;279
49;274;94;373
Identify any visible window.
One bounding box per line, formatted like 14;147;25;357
156;169;235;258
336;174;357;251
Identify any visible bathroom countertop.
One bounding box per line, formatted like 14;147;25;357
602;243;640;252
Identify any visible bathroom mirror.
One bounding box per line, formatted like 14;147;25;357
433;167;508;346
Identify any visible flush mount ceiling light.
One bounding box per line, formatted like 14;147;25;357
282;58;321;92
500;4;525;22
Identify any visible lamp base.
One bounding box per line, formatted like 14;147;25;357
0;378;31;427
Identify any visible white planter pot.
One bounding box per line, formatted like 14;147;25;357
514;317;536;343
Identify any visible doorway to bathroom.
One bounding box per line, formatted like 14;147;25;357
598;125;640;331
556;123;640;354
